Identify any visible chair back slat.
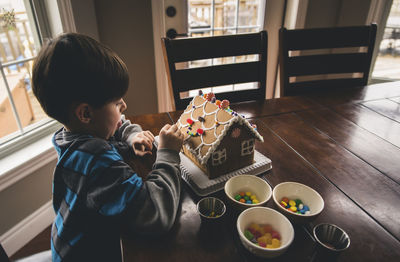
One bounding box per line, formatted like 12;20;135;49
279;24;377;96
162;31;268;110
166;32;265;62
284;25;375;50
175;62;261;92
287;53;368;76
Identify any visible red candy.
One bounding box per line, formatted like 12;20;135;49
197;128;204;135
271;230;281;240
206;92;215;101
187;118;194;125
221;99;230;109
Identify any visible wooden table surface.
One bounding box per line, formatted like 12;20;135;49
123;81;400;262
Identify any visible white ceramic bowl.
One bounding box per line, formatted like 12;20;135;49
224;175;272;211
272;182;324;223
237;207;294;258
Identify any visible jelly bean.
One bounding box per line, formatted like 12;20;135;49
295;199;302;205
234;194;241;201
246;200;252;204
290;206;297;212
252;199;259;204
298;203;304;210
282;197;289;203
280;201;288;207
245;192;251;196
250;195;256;200
271;230;281;240
239;192;245;197
244;230;254;241
271;238;281;248
289;200;296;206
263;225;272;234
239;198;245;203
303;205;310;211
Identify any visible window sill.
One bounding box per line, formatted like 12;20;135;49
0;133;57;192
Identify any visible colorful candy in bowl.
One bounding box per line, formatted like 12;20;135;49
224;175;272;211
237;207;294;258
272;182;324;223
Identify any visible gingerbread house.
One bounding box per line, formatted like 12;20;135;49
176;92;264;179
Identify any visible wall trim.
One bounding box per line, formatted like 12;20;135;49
57;0;77;33
0;201;54;257
0;146;57;192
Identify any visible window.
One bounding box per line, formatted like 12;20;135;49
212;148;227;166
187;0;266;96
0;0;59;157
372;0;400;81
241;139;254;156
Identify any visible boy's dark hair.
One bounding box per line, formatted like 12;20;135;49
32;33;129;125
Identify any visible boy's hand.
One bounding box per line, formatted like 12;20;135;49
131;131;155;157
158;124;183;152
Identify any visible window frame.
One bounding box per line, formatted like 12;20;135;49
0;0;64;160
241;138;254;156
211;148;227;166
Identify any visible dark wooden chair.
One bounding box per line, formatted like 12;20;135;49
162;31;267;110
279;24;377;96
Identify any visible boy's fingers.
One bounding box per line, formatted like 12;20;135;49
170;124;178;132
144;131;155;141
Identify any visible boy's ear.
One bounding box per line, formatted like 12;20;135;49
74;103;92;124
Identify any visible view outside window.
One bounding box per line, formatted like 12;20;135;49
187;0;265;96
372;0;400;80
0;0;46;144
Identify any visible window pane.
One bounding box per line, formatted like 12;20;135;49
189;0;212;31
238;0;261;27
214;0;236;29
372;0;400;80
0;1;46;142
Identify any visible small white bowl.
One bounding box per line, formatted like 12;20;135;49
272;182;324;223
224;175;272;211
237;207;294;258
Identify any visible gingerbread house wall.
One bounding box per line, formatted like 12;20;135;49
206;123;255;179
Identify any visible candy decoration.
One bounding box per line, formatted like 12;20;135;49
221;99;230;109
197;128;204;135
198;116;205;122
245;223;281;249
211;97;216;103
198;90;203;96
235;191;259;204
187;118;194;125
206;92;215;101
280;197;311;215
215;100;221;107
231;128;241;138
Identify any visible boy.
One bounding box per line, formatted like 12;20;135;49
32;33;183;262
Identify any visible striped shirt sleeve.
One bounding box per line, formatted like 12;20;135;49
85;145;143;216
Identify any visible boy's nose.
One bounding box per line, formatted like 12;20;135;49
121;99;127;112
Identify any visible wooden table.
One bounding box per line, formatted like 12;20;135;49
123;81;400;262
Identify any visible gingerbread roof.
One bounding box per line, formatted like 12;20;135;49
176;94;264;165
